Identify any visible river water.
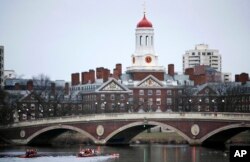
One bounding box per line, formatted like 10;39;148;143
0;144;228;162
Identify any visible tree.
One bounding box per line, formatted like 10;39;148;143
0;90;17;124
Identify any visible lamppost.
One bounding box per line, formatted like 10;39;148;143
198;98;202;112
221;99;225;112
188;99;192;112
26;108;30;120
212;99;217;112
126;101;129;112
95;102;98;113
117;102;120;112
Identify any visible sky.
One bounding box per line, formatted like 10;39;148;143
0;0;250;82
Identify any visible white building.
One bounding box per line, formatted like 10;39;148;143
221;72;232;83
4;70;17;79
0;46;4;89
183;44;222;72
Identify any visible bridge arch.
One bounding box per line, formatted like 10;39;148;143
104;121;191;144
26;124;97;145
200;123;250;146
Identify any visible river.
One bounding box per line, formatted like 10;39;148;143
0;144;228;162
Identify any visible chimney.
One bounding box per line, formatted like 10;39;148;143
113;68;118;79
51;82;56;95
89;69;95;83
116;63;122;79
82;72;89;84
64;82;69;95
239;73;249;84
185;68;194;76
103;68;110;82
96;67;104;79
27;80;33;91
168;64;175;76
71;73;80;86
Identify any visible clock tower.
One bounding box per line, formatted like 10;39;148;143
126;12;165;80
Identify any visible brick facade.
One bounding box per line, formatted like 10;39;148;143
130;72;164;81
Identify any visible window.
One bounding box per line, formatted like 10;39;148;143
110;94;115;100
167;90;172;95
22;114;27;120
39;113;43;118
156;90;161;95
120;94;125;100
78;104;82;111
31;104;35;110
139;98;144;105
178;90;182;95
120;103;125;109
178;98;182;104
140;36;142;45
146;36;148;45
139;90;144;95
167;98;172;105
156;98;161;105
205;97;209;103
148;90;153;95
101;94;105;100
31;113;35;120
198;105;201;111
148;98;153;106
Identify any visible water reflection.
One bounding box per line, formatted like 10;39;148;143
138;145;227;162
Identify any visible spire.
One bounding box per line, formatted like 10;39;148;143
137;1;152;28
143;1;146;15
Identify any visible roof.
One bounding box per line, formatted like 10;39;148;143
137;14;153;28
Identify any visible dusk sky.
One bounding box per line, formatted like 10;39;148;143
0;0;250;82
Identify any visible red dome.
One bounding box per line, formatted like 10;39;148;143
137;14;153;28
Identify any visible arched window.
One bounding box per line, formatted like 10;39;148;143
146;36;148;46
140;36;142;45
151;36;153;45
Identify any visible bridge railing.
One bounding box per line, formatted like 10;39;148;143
1;112;250;128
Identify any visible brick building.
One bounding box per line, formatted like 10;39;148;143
235;73;249;84
185;65;222;85
14;13;250;122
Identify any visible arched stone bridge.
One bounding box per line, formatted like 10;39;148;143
1;112;250;146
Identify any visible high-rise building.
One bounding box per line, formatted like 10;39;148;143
183;44;222;72
0;46;4;89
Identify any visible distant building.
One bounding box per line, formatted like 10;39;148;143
235;73;250;84
4;70;17;79
183;44;222;72
0;46;4;89
13;12;250;122
221;72;232;83
185;65;222;85
55;80;66;87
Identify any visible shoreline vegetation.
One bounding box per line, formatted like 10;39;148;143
1;130;250;147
